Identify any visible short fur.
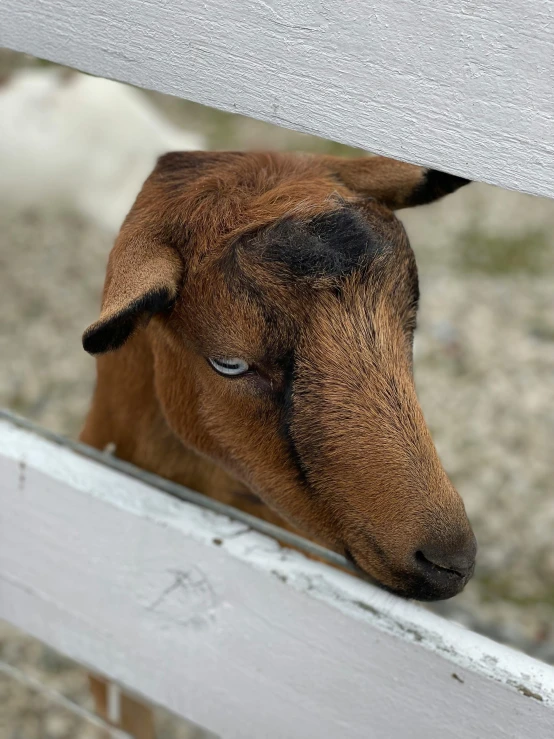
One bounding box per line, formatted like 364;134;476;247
81;151;476;602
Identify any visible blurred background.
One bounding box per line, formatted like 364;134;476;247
1;48;554;738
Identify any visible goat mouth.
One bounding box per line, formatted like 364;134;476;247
344;547;412;599
343;548;383;589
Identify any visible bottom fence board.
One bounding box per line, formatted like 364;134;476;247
1;413;554;738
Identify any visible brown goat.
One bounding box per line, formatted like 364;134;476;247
81;151;477;737
82;151;476;600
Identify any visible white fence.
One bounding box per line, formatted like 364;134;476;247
2;411;554;739
1;1;554;736
2;0;554;198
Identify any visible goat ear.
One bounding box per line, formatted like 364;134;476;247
82;231;182;355
323;155;470;210
83;149;227;356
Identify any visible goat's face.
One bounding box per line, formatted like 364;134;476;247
84;152;476;601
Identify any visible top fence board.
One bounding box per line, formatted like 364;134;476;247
1;0;553;198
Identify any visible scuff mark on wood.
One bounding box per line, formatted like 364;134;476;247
514;683;544;702
17;459;25;492
148;567;218;628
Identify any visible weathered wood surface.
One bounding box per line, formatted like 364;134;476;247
1;0;553;199
2;414;554;738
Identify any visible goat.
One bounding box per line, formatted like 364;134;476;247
81;151;476;737
0;68;205;232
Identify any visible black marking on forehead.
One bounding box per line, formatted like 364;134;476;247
254;208;385;279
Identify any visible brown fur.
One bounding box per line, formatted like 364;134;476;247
82;152;476;602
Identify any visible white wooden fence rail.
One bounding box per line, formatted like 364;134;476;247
1;412;554;739
1;0;554;198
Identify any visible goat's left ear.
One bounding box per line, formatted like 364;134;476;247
82;230;182;355
322;155;470;210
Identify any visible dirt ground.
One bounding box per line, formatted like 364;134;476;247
2;49;554;737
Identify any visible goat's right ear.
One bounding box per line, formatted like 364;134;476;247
322;155;470;210
82;232;182;356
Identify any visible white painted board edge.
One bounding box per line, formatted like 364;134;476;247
1;0;553;199
1;416;554;738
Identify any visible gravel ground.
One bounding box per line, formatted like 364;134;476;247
2;50;554;737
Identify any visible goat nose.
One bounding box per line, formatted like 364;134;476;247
408;532;477;601
415;534;477;580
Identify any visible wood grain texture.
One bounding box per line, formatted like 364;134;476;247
2;417;554;738
1;0;553;198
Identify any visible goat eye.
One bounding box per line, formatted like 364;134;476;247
208;357;250;377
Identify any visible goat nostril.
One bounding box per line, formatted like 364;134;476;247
415;545;475;580
415;550;463;579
